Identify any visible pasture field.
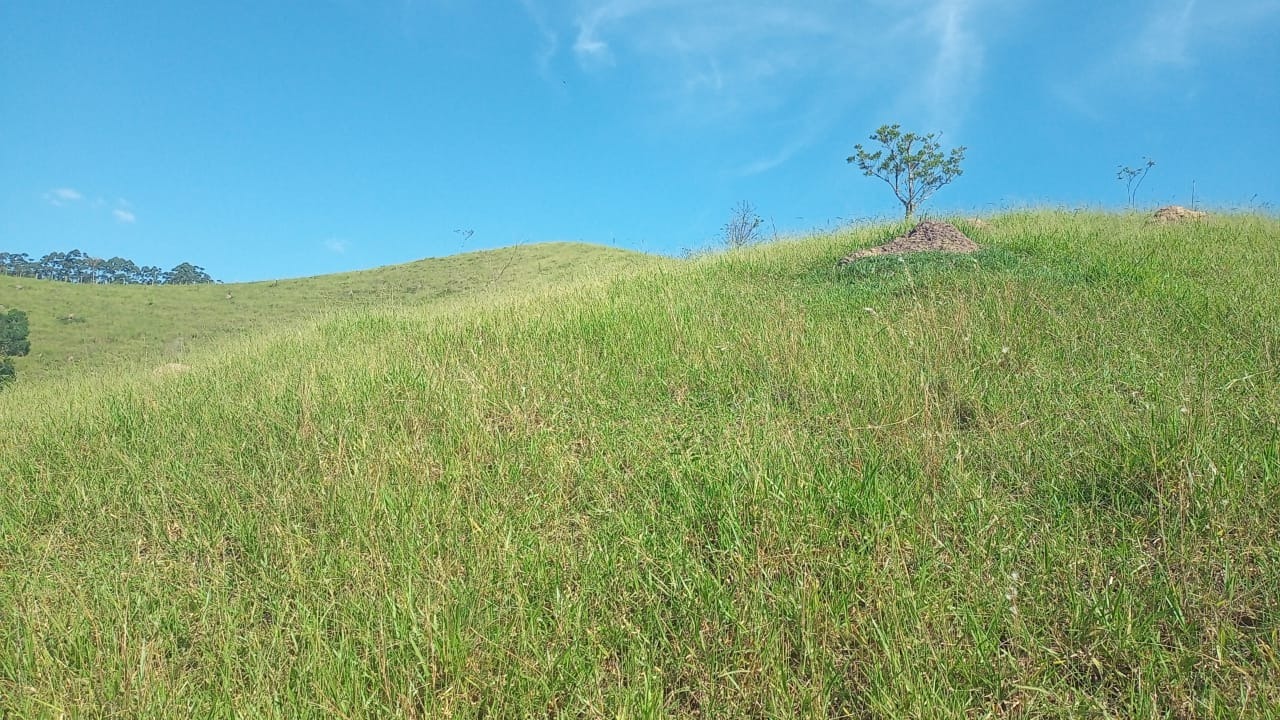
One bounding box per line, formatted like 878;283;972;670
2;212;1278;717
0;242;657;383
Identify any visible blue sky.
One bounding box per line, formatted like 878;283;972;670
2;1;1278;281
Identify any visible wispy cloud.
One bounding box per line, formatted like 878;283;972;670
519;0;561;79
44;187;83;206
738;112;831;177
1136;0;1280;68
1057;0;1280;117
520;1;1012;171
1137;0;1197;67
738;146;799;178
913;0;988;128
43;187;142;222
571;21;614;70
569;0;661;70
324;238;349;254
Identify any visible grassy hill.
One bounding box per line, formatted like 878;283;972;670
0;242;658;383
2;212;1278;717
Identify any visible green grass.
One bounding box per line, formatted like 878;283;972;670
1;211;1278;717
0;242;658;383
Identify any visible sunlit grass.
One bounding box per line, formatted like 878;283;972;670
1;211;1278;717
0;242;659;383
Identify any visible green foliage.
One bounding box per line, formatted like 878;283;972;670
0;249;206;285
848;123;966;220
0;308;30;357
0;308;31;389
2;213;1279;716
161;262;214;285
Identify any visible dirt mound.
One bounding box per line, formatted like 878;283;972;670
838;220;979;266
1153;205;1207;222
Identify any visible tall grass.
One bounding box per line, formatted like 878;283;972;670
2;212;1278;717
0;242;658;383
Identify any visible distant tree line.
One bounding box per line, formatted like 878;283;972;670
0;250;214;285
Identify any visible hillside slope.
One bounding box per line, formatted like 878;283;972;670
2;213;1278;717
0;242;657;383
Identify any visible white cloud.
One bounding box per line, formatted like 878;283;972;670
573;35;613;66
519;0;1014;166
1058;0;1280;116
569;0;664;69
44;187;83;206
572;11;616;70
43;187;143;222
1136;0;1280;69
556;1;863;130
738;147;797;177
324;238;349;254
1137;0;1197;67
519;0;561;80
738;112;830;176
915;0;988;127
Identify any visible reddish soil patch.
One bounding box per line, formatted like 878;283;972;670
838;220;979;266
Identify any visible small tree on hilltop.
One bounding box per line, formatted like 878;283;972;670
848;124;966;221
